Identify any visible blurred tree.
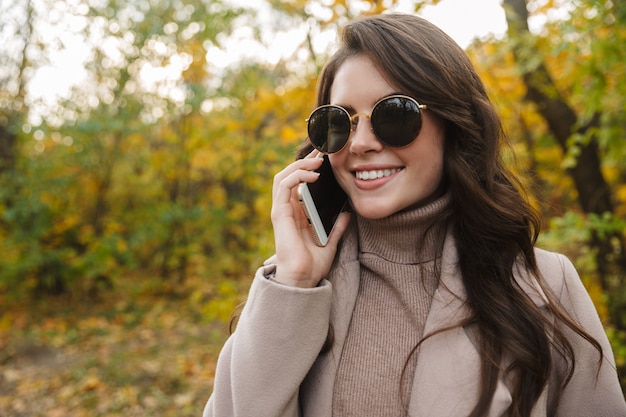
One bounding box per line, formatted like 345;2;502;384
0;0;246;295
0;0;33;174
493;0;626;327
3;0;623;335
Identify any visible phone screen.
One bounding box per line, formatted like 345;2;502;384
306;156;347;236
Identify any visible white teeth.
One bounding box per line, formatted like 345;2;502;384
355;168;400;180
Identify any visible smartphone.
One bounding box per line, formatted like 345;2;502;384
297;156;348;246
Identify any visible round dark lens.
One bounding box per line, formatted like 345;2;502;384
307;106;351;153
371;97;422;147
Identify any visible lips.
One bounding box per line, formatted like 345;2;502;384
354;168;402;180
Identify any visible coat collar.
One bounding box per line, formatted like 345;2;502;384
300;221;525;416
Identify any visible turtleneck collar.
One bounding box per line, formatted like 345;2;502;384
355;192;450;265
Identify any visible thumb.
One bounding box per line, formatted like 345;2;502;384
326;211;351;248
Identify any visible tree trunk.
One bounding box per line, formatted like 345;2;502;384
503;0;626;326
0;125;17;174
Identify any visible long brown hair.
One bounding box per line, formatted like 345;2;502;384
298;14;602;417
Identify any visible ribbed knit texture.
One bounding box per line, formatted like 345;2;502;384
332;194;449;416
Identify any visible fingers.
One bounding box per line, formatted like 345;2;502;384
304;149;323;160
269;151;348;288
273;153;322;183
326;211;352;248
272;155;323;207
272;149;323;194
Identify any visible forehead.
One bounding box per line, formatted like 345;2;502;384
329;55;397;107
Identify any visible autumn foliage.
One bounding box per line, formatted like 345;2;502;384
0;0;624;414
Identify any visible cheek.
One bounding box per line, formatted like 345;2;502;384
328;153;345;176
430;147;446;191
428;145;445;183
329;152;352;192
409;137;445;187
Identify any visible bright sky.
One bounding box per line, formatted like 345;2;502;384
208;0;507;69
418;0;507;46
26;0;507;117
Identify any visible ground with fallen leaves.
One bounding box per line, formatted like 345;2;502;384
0;280;231;417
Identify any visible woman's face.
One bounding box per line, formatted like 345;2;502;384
328;55;446;219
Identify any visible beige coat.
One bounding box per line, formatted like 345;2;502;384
204;225;626;416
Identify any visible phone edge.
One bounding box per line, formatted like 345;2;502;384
297;182;330;247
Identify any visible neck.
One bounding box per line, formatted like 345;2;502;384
356;192;450;264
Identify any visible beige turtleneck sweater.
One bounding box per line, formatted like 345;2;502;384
332;194;449;416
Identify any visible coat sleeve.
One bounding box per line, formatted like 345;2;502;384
542;252;626;417
202;261;333;417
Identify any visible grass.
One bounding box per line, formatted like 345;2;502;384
0;277;232;417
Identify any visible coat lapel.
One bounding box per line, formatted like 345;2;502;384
301;226;517;416
300;221;361;417
409;232;513;416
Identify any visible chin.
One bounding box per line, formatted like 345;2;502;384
350;201;399;220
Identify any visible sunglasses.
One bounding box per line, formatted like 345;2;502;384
306;95;427;154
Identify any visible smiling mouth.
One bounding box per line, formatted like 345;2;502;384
354;168;402;180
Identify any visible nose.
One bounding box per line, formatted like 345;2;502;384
348;116;383;154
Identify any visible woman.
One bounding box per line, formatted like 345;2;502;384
203;14;625;417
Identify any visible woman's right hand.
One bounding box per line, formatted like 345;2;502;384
270;150;351;288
